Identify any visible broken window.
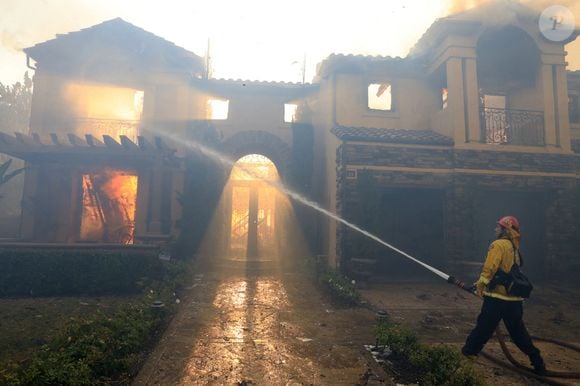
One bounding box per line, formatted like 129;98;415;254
207;99;229;120
64;83;143;142
284;103;298;123
368;83;392;111
79;169;138;244
441;88;448;110
569;94;580;124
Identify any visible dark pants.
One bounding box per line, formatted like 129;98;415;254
462;296;544;367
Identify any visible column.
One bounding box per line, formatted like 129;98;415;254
555;64;571;151
541;63;557;147
19;163;38;240
464;58;482;142
133;167;150;241
446;58;467;144
169;169;184;238
148;165;164;234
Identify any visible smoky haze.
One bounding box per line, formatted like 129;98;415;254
0;0;578;85
444;0;580;69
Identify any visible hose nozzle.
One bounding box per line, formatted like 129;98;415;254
448;276;476;295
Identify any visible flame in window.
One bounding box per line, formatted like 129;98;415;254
79;169;138;244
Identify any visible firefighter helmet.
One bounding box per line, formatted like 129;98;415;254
497;215;520;230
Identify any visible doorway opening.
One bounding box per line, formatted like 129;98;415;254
227;154;281;260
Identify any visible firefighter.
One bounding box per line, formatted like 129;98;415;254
462;215;546;375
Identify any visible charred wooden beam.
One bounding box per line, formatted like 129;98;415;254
0;132;18;146
32;133;52;146
120;135;139;150
15;133;37;146
85;134;105;147
67;133;89;147
50;133;66;146
137;136;154;150
103;135;122;148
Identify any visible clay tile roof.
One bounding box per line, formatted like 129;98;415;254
315;53;423;78
331;126;454;146
208;78;311;86
24;18;203;73
192;78;319;97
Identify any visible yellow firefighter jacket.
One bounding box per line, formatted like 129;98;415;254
476;237;523;301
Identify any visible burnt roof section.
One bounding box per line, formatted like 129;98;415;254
24;18;203;77
0;132;177;163
331;126;454;146
315;54;424;79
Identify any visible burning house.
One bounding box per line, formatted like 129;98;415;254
0;2;578;280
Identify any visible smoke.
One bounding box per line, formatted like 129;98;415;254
0;30;27;52
0;0;112;52
443;0;580;70
445;0;579;16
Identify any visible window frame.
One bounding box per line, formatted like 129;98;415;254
283;103;298;123
207;98;230;120
366;81;394;113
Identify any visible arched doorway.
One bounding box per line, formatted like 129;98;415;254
225;154;282;260
193;142;310;265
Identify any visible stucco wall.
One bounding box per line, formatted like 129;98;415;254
334;74;439;131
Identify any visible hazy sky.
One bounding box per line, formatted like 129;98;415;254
0;0;578;85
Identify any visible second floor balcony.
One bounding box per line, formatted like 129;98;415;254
480;107;545;146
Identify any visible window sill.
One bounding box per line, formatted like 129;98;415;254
362;109;400;119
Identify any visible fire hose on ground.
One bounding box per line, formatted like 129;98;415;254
447;276;580;384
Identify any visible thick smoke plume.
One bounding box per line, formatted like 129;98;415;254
444;0;579;69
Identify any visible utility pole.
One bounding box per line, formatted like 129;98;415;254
204;38;212;80
301;53;306;85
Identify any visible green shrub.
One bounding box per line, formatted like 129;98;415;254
14;303;167;385
305;255;360;305
0;249;170;297
376;323;421;358
0;258;187;385
376;323;485;386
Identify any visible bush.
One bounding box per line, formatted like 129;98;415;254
11;303;169;385
0;260;186;385
306;255;360;305
0;248;170;297
376;323;485;386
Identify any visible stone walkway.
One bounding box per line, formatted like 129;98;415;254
134;258;385;385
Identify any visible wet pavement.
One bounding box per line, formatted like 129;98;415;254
134;254;580;386
134;258;382;385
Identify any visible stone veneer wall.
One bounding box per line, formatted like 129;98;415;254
336;142;579;281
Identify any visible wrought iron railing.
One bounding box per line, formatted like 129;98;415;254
479;108;545;146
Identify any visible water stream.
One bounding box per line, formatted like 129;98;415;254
158;132;450;281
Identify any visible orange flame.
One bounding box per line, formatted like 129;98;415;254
79;168;138;244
